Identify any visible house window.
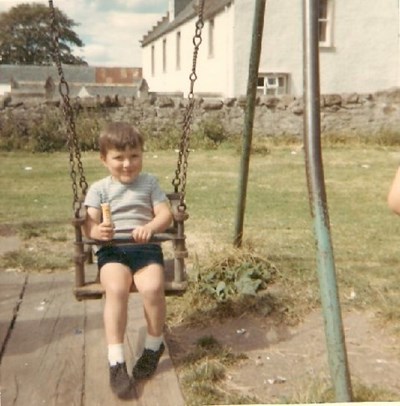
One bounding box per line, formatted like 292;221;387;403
319;0;333;47
151;45;155;76
162;38;167;73
208;19;214;58
176;31;181;70
257;73;289;96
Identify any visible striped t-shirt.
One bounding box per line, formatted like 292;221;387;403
84;173;168;236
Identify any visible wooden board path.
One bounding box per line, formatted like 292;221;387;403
0;270;185;405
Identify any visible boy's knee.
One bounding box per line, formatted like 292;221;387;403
134;264;164;295
140;284;164;300
104;281;131;298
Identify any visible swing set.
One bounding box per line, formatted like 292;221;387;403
48;0;206;301
49;0;354;399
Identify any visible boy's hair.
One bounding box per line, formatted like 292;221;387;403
99;122;144;156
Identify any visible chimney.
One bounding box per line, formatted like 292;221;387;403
169;0;191;21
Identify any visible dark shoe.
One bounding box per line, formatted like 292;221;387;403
109;362;132;398
132;343;165;380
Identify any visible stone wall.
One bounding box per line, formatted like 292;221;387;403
1;87;400;139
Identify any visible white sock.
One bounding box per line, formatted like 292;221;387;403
108;343;125;366
144;334;163;351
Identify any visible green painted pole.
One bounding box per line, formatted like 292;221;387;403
234;0;267;247
302;0;353;401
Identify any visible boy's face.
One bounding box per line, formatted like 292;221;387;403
101;146;143;184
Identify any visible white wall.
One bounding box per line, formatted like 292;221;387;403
142;21;195;95
257;0;304;96
232;0;255;97
142;5;235;97
257;0;400;97
195;4;235;97
319;0;399;94
143;0;400;98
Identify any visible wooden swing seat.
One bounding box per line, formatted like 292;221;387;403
72;193;189;301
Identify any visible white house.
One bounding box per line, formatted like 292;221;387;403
141;0;400;98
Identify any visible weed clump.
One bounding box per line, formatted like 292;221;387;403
166;247;285;327
193;249;276;301
179;335;256;406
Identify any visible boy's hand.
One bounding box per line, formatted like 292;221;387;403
97;222;115;241
132;225;153;243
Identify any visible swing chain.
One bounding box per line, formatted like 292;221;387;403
173;0;205;210
50;0;203;214
49;0;88;216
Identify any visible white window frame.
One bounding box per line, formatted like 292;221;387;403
319;0;334;48
257;73;289;96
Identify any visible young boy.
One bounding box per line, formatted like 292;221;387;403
83;122;173;398
388;166;400;214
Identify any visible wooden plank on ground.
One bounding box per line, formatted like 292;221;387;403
126;294;185;406
0;271;26;349
84;293;185;405
84;298;140;405
1;271;185;405
1;271;86;406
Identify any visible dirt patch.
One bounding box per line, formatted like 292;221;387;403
167;309;400;402
0;224;16;237
0;232;21;256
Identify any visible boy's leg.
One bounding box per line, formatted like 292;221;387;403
100;263;133;344
132;263;166;379
133;263;166;336
100;263;133;398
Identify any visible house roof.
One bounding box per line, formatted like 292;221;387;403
0;64;95;85
0;65;142;85
141;0;233;46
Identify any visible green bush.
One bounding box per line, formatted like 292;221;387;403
140;122;183;150
0;106;107;152
30;109;66;152
0;107;66;152
140;118;230;151
75;109;106;151
3;104;399;153
0;110;31;151
192;117;227;148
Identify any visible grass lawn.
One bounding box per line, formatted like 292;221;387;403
1;144;400;402
1;145;400;319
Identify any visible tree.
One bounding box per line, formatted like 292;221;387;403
0;3;87;65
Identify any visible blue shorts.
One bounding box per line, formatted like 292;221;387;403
96;244;164;274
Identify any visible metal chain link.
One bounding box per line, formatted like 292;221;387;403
172;0;205;210
49;0;88;217
50;0;204;214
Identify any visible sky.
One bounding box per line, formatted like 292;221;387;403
0;0;169;67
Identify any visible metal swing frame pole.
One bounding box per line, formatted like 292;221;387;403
234;0;267;247
302;0;353;400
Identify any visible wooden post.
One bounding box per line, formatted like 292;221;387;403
72;217;85;288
